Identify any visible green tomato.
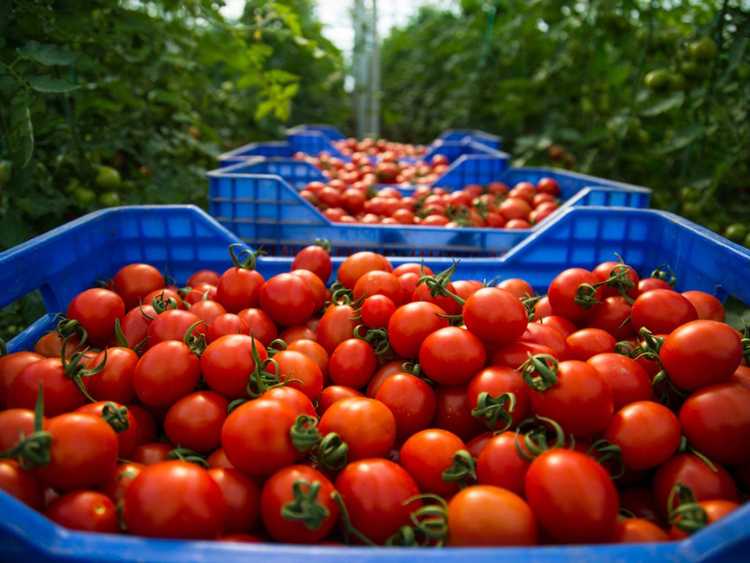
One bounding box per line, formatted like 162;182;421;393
73;187;97;207
670;73;686;91
99;191;121;207
95;165;122;190
0;160;11;186
725;223;748;243
681;61;707;79
644;69;672;91
689;37;718;61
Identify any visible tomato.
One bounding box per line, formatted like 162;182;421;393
631;289;697;334
124;461;225;539
393;263;434;277
200;335;267;399
534;296;553;319
497;278;535;299
537;177;560;196
732;364;750;388
329;339;376;389
34;330;79;359
316;304;357;354
164;391;228;453
128;404;156;446
682;290;724;321
287;339;328;375
388;302;448;358
147;309;205;347
85;347;138;404
679;383;750;465
412;281;462;315
587;296;634;340
548;268;600;321
208;448;234;469
419;327;486;385
8;358;86;416
400;429;468;497
143;288;185;311
620;487;659;522
587;353;652;409
77;401;138;458
112;264;165;309
335;459;420;544
119;304;156;349
521;322;568;358
237;308;277;345
319;397;396;461
638;278;673;293
0;408;39;451
319;385;362;414
188;269;220;287
529;359;613;437
500;197;531;220
216;265;264;313
652;454;738;519
613;518;668;543
291;269;328;312
476;432;529;496
375;374;436;439
447;485;538;546
183;283;217;305
281;325;317;343
208;468;260;533
434;385;484;440
133;341;200;407
660;320;742;390
37;413;118;491
353;271;403;305
525;449;618;543
492;341;555;369
46;490;118;533
0;460;43;509
396;272;420;298
360;295;396;328
467;432;492;458
592;261;639;298
338;252;392;289
222;398;301;477
132;442;172;465
467;367;529;429
206;313;249;342
67;288;125;345
189;300;226;325
365;360;404;397
0;351;42;407
274;350;324;400
261;386;316;418
293;244;332;282
463;288;528;345
565;328;616;360
260;465;338;543
669;499;739;540
605;401;681;470
102;462;143;504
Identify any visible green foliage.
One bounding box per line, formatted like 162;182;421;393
381;0;750;232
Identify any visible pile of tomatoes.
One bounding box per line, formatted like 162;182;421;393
301;178;561;228
1;243;748;547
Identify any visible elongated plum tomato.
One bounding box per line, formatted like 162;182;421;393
463;288;527;345
587;353;652;410
681;290;724;321
418;327;486;385
112;263;165;310
318;397;396;460
0;352;42;407
613;519;668;543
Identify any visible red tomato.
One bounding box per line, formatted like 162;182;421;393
328;339;377;389
102;462;143;504
587;353;652;409
682;290;724;321
587;296;634;340
419;327;487;385
8;358;85;416
0;460;43;509
119;304;156;349
613;518;668;543
124;461;225;538
316;304;357;354
397;272;422;298
274;350;324;400
208;468;260;533
631;289;697;334
206;313;249;343
592;261;639;299
467;432;492;458
452;280;484;301
620;487;659;522
492;341;555;370
679;383;750;465
521;322;568;358
216;265;264;313
128;404;156;446
366;360;404;397
337;252;392;289
318;385;363;414
112;264;165;310
335;459;420;544
548;268;600;321
189;300;226;325
0;352;42;407
525;449;618;543
46;491;118;533
143;288;185;311
34;331;79;359
260;465;338;543
539;315;576;337
537;177;560;196
318;396;396;461
400;429;468;497
133;341;200;408
392;263;434;277
534;296;553;319
260;274;316;327
200;335;267;399
660;320;742;390
497;278;535;299
287;339;328;375
67;288;125;345
291;269;328;312
434;385;484;440
77;401;138;458
353;271;403;305
147;309;205;347
638;278;673;293
476;431;529;496
207;448;234;469
132;443;172;465
463;288;528;345
281;325;318;343
375;373;436;439
86;347;138;405
500;197;532;220
669;499;739;540
261;386;316;418
293;244;332;282
388;302;448;358
164;391;228;453
467;367;529;429
565;328;616;360
237;308;277;345
447;485;538;546
360;295;396;328
183;283;217;305
188;269;220;287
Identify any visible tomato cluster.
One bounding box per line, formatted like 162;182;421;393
301;178;561;228
1;244;748;546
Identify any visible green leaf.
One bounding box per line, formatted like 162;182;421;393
27;75;80;93
655;125;705;155
7;95;34;169
17;41;75;66
641;92;685;117
724;296;750;332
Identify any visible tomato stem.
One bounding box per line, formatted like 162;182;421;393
281;479;331;531
167;447;208;467
0;384;52;470
668;483;707;534
471;391;516;431
520;354;559;392
183;320;207;356
587;439;625;479
330;491;376;546
101;402;130;433
416;262;465;306
441;449;477;487
313;238;332;253
651;266;677;287
514;416;567;460
228;243;260;270
151;291;179;314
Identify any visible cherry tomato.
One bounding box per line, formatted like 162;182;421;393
143;288;185;311
682;290;724;321
587;296;634;340
274;350;324;400
183;283;217;305
548;268;600;321
587;353;652;409
419;327;486;385
447;485;538;546
131;442;172;465
335;459;420;544
146;309;205;347
293;245;332;282
34;330;80;359
467;432;492;458
216;265;264;313
8;358;86;416
281;325;317;343
463;288;528;345
119;304;156;349
638;278;673;293
434;385;484;440
392;263;434;277
208;467;260;533
238;308;277;345
124;461;225;539
261;386;316;418
0;460;43;509
353;271;404;305
318;385;363;414
620;487;659;523
0;408;38;451
102;462;143;504
337;252;392;289
207;448;234;469
318;397;396;461
46;490;118;533
388;302;448;359
592;261;639;299
128;404;156;446
497;278;534;299
467;367;529;429
316;304;357;354
476;431;529;496
521;322;568;358
291;269;328;312
206;313;248;342
133;341;200;408
375;374;436;440
412;281;462;315
613;518;668;543
365;360;404;397
539;315;576;338
188;269;220;287
189;300;226;325
67;288;125;345
329;339;376;389
200;335;267;399
86;347;138;405
361;295;396;328
534;296;553;319
112;264;165;309
492;341;555;369
164;391;228;453
537;177;560;195
669;499;739;540
77;401;138;458
400;429;468;497
0;352;42;407
631;289;697;334
287;339;328;375
565;328;616;360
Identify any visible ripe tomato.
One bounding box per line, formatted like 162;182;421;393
77;401;138;458
281;325;317;343
273;350;324;400
587;353;652;409
393;263;434;277
452;280;484;301
0;351;42;407
216;265;264;313
8;358;86;416
132;443;172;465
537;177;560;196
86;347;138;404
669;499;739;540
587;296;634;340
467;367;529;429
200;335;267;399
287;339;328;374
412;281;462;315
112;263;165;309
447;485;538;546
128;404;156;446
37;413;118;491
497;278;534;299
525;449;618;543
335;459;419;544
374;373;436;439
208;467;260;533
631;289;697;334
463;288;527;345
434;385;484;440
189;300;227;324
660;320;742;390
222;398;301;477
620;487;659;522
102;462;143;504
400;429;469;497
679;383;750;465
238;308;277;345
365;360;404;397
119;304;156;349
638;277;673;293
147;309;204;347
291;269;328;312
521;322;568;358
293;244;332;282
353;271;403;305
360;295;396;328
143;288;185;311
318;385;362;414
183;283;217;305
46;491;118;533
0;460;43;509
207;448;234;469
476;432;529;496
164;391;228;453
124;461;225;539
539;315;576;337
548;268;600;321
492;341;555;369
260;465;338;543
0;408;38;451
565;328;616;360
467;432;492;458
419;327;486;385
261;386;316;418
133;341;200;408
328;339;376;389
592;261;639;299
613;518;668;543
337;252;392;289
67;288;125;346
500;197;532;220
206;313;249;342
388;302;448;358
605;401;681;470
319;397;395;461
316;304;357;354
682;290;724;321
34;330;79;359
188;269;220;287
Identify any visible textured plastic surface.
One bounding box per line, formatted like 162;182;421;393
436;128;502;149
207;156;650;256
2;204;750;562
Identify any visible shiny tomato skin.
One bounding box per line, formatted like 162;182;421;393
463;288;528;345
565;328;616;360
46;491;118;533
287;339;329;375
613;518;668;543
290;269;328;313
587;296;634;340
208;467;260;533
366;360;404;397
293;245;332;283
447;485;538;546
0;408;38;451
318;397;396;461
587;353;653;410
525;449;618;543
328;339;376;389
659;320;742;390
467;432;493;458
316;304;357;354
375;374;436;439
237;308;277;345
190;300;227;325
207;448;234;469
188;269;221;287
434;385;484;440
467;367;529;429
112;263;165;309
491;341;555;370
260;465;338;543
353;271;404;305
67;288;126;345
0;352;42;407
669;500;740;540
261;386;317;418
318;385;363;414
76;401;139;458
216;267;264;313
534;296;553;319
7;358;84;416
631;289;698;334
86;347;138;405
132;442;172;465
360;295;396;329
679;383;750;465
638;278;673;293
337;252;392;289
476;432;529;496
388;302;448;359
592;261;639;299
273;350;324;401
452;280;484;301
119;305;156;350
133;341;200;408
497;278;535;299
520;322;568;358
412;281;462;315
335;459;420;544
206;313;249;343
548;268;600;321
419;327;487;385
392;263;434;277
200;335;267;399
124;460;225;539
681;291;724;321
146;309;204;347
102;462;143;504
128;404;157;446
164;391;228;453
399;429;466;497
0;460;43;509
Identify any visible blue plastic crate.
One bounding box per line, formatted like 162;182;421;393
436;129;502;150
2;204;750;562
218;141;295;168
287;123;347;141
